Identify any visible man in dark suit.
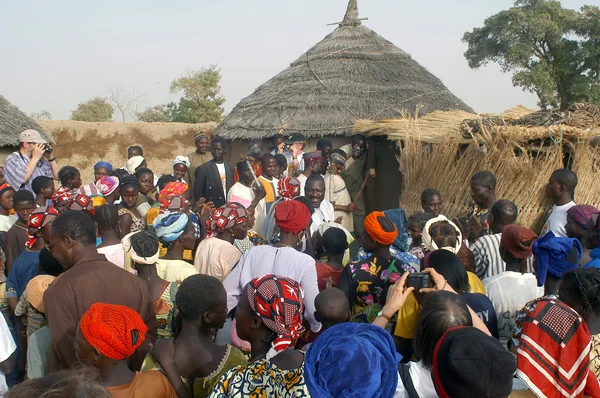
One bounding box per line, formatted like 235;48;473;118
194;137;233;207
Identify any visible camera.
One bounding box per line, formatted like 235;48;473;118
406;273;431;289
43;144;53;153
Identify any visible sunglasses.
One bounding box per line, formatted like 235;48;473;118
46;235;66;251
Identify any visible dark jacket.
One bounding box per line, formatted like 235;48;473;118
194;160;234;207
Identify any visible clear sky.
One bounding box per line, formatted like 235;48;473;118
0;0;591;120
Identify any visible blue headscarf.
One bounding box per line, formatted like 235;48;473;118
305;323;400;398
94;161;113;173
383;208;410;252
533;231;582;287
153;212;189;244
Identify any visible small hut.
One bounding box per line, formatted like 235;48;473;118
216;0;472;210
354;104;600;232
0;95;51;162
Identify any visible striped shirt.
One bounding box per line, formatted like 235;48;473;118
471;233;534;280
3;151;52;193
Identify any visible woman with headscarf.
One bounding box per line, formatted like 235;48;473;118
153;212;199;283
194;202;248;281
516;268;600;396
51;186;72;214
123;230;178;339
209;275;309;397
565;204;599;265
147;181;190;226
95;176;120;204
93;161;113;182
223;200;321;334
338;211;411;325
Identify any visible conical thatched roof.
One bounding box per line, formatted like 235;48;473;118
0;95;50;147
216;0;473;140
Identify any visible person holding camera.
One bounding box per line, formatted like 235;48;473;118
3;130;59;194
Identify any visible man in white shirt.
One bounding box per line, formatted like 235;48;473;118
540;169;577;237
483;224;543;345
305;174;337;236
193;137;233;207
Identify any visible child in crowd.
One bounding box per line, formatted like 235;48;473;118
4;191;35;275
31;176;54;208
172;156;189;184
75;303;177;398
95;204;124;269
315;227;347;291
57;166;82;192
0;183;16;242
407;211;433;260
314;287;349;331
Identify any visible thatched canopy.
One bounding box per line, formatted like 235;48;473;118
0;95;50;147
215;0;472;140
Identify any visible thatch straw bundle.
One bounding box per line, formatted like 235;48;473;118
0;95;51;147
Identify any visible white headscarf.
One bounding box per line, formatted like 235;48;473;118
422;215;462;254
126;156;145;174
121;231;160;273
173;155;190;168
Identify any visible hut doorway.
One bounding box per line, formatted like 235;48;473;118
367;136;403;212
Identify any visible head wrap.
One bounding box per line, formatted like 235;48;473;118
153;212;189;244
189;213;201;240
275;200;311;233
533;231;582;287
515;299;600;397
79;303;148;361
305;323;400;398
91;196;106;209
246;275;305;360
303;151;322;162
94;161;113;173
364;211;398;245
125;156;144;174
422;215;462;254
25;275;55;313
207;202;247;236
158;182;189;210
68;194;92;211
500;225;538;260
567;205;600;229
277;177;301;200
433;327;515;398
52;186;72;206
122;231;161;273
0;182;14;197
26;206;59;249
383;208;410;252
194;132;209;143
173;155;190;168
95;176;119;196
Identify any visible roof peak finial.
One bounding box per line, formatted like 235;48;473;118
340;0;361;27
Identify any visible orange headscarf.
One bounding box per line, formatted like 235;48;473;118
364;211;397;245
79;303;148;361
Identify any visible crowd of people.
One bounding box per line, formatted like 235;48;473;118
0;128;598;397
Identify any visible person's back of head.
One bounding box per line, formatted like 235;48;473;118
52;211;96;247
95;204;118;233
415;291;472;368
428;220;458;250
322;227;348;257
58;166;80;187
294;196;315;215
314;288;349;330
470;170;497;191
176;274;225;324
490;199;518;231
427;250;470;293
112;168;130;180
129;230;160;258
316;138;333;151
157;174;177;192
559;267;600;335
32;176;53;196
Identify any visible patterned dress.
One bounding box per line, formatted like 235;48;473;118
118;208;145;234
154;282;178;339
208;359;308;397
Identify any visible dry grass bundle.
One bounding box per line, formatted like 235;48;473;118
570;141;600;209
500;105;536;122
566;103;600;129
510;110;566;127
398;136;564;232
459;116;506;138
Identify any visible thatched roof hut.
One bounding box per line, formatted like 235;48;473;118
215;0;472;140
0;95;50;147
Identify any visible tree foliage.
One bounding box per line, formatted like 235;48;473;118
30;110;52;120
463;0;600;110
168;65;225;123
71;97;114;122
136;105;171;122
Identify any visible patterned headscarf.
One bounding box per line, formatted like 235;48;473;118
158;182;189;210
277;177;301;200
52;186;72;206
26;206;60;249
68;194;92;211
207;202;247;236
246;275;305;360
153;212;189;244
95;176;119;196
567;205;600;229
0;182;14;197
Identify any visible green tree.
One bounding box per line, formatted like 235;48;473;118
169;65;226;123
463;0;600;110
71;97;114;122
136;105;170;122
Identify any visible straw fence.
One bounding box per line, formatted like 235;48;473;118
354;106;600;233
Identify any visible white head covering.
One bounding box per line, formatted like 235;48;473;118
173;155;190;168
126;156;145;174
121;231;160;273
422;215;462;254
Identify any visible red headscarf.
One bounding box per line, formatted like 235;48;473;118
500;225;538;259
52;186;72;206
206;202;247;236
26;206;60;249
68;194;92;211
277;177;301;200
364;211;397;245
246;275;305;359
158;182;189;210
566;205;600;229
79;303;148;361
275;200;311;233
